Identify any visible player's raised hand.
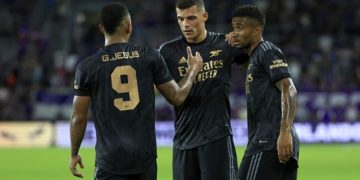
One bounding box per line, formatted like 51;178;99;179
69;154;84;178
186;46;203;74
277;131;293;164
225;31;242;48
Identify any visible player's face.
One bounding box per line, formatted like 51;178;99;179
176;5;208;43
231;17;260;48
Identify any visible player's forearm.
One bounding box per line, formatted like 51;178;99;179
70;114;87;157
279;80;297;132
159;69;197;107
174;69;197;105
160;47;202;106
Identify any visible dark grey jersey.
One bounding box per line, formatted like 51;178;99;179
244;41;300;161
74;43;173;174
159;32;248;150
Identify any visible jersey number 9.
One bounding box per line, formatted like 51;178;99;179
111;66;140;111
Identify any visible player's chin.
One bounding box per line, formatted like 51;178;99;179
237;42;249;49
183;32;193;37
239;43;248;48
183;34;195;40
235;44;244;48
230;42;243;48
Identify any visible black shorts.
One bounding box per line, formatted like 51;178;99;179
94;161;157;180
173;136;238;180
237;150;298;180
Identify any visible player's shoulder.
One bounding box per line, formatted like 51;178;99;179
132;44;151;53
254;41;286;64
131;44;162;64
208;32;232;49
76;52;99;71
139;45;161;58
113;43;160;59
258;41;283;54
158;36;183;52
119;42;145;53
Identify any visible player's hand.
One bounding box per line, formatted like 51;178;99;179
277;131;293;164
225;31;242;48
186;46;203;74
69;154;84;178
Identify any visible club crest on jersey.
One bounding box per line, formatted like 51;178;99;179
210;50;222;57
178;57;187;64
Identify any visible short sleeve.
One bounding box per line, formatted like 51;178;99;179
74;60;95;96
261;49;291;83
150;49;173;85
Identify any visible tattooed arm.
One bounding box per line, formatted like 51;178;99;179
276;78;297;163
69;96;90;178
157;46;203;107
157;75;196;107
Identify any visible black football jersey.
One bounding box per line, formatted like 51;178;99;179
244;41;300;161
74;43;173;174
159;32;248;150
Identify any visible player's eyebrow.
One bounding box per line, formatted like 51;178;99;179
177;15;197;19
232;22;242;26
186;15;197;20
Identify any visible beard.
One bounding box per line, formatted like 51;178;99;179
240;42;251;49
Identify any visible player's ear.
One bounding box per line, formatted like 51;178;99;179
202;12;208;22
99;24;104;34
255;26;263;36
124;15;132;34
125;20;132;34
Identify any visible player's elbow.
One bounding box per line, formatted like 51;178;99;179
288;85;297;109
289;85;297;98
169;95;185;107
71;113;88;125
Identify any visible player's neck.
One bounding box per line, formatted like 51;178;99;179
248;36;264;56
104;34;129;46
187;30;207;44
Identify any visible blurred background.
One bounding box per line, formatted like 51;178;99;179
1;0;360;148
0;0;360;179
0;0;359;123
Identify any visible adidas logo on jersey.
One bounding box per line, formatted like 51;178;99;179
179;57;187;64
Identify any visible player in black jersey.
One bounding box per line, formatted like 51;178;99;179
159;0;248;180
68;3;203;180
226;5;300;180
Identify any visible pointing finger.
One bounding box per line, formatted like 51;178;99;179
186;46;193;60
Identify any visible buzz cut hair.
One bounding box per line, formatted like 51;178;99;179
232;5;265;27
176;0;205;11
100;3;130;35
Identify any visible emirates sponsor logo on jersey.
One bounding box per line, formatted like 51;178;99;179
178;60;224;83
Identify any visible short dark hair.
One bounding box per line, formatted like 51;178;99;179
232;5;265;26
100;3;129;35
176;0;205;11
